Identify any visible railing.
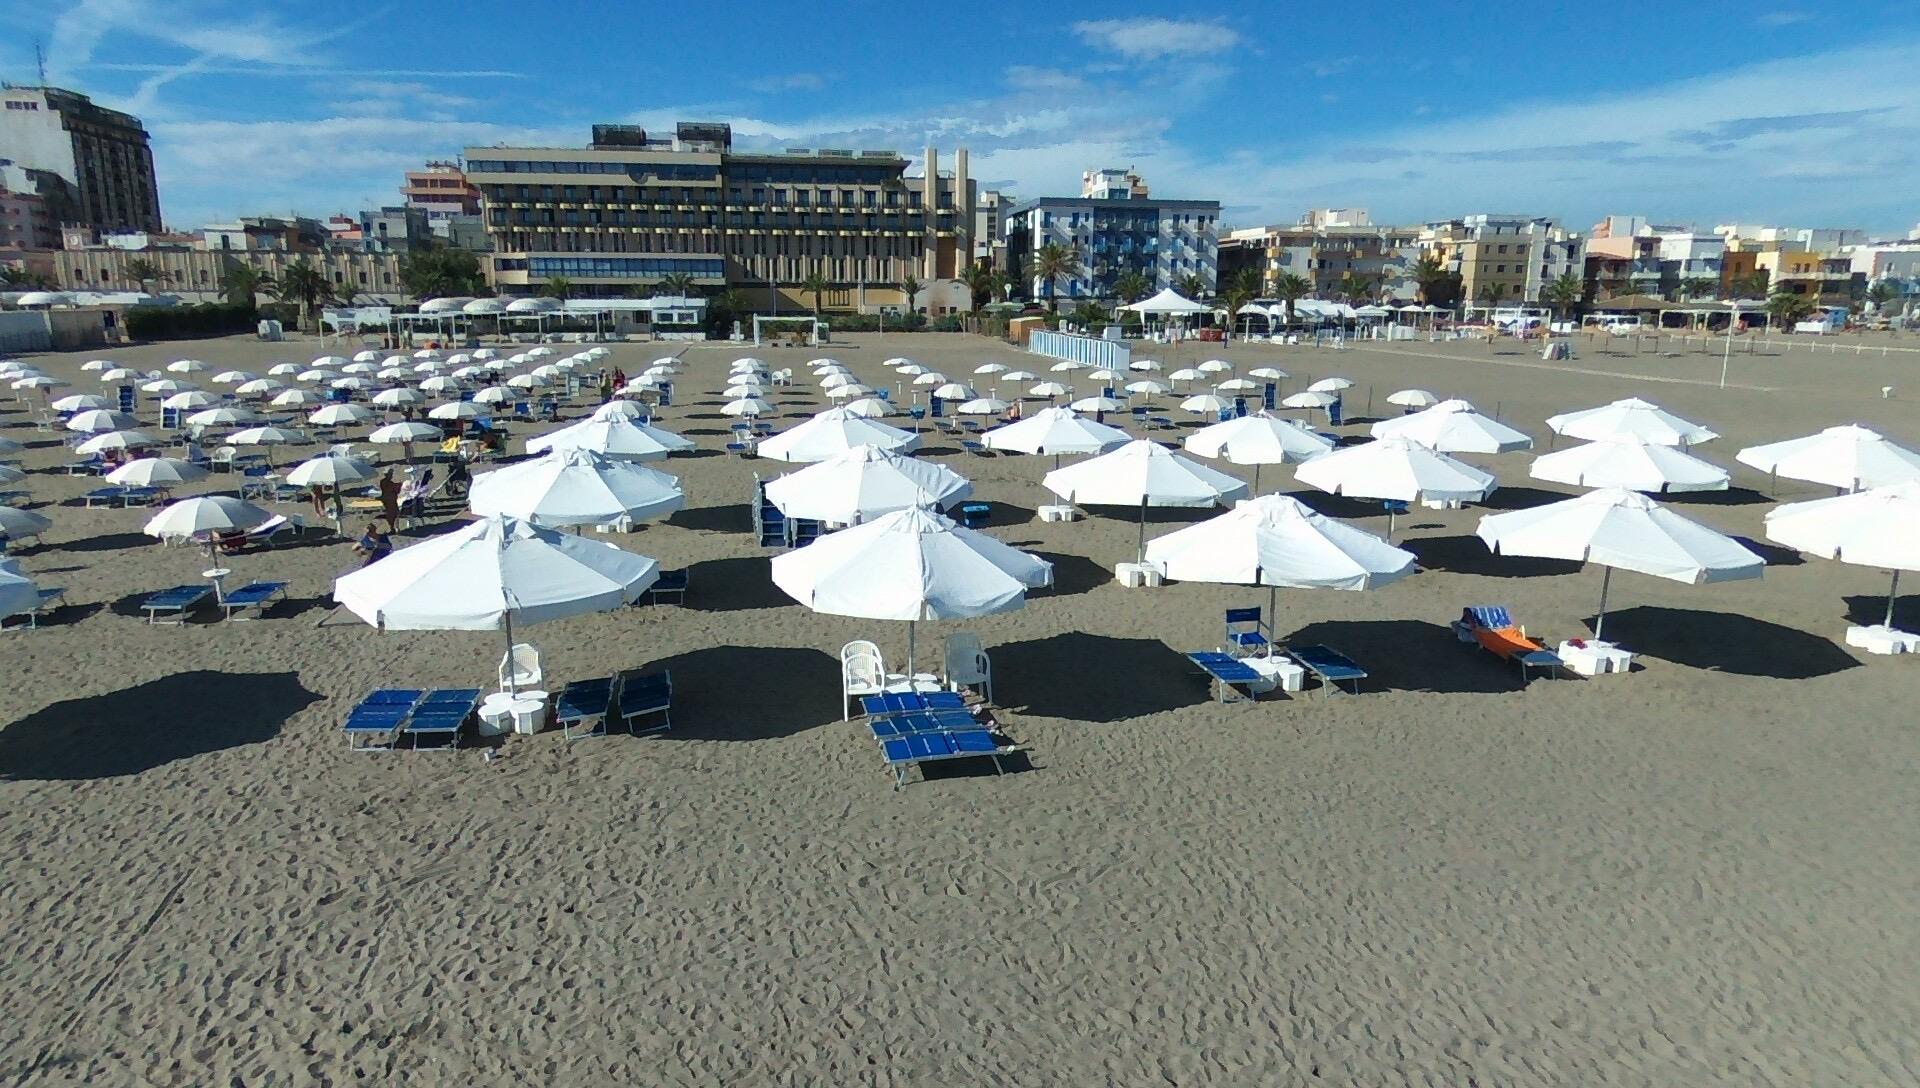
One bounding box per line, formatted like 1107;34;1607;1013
1029;329;1131;370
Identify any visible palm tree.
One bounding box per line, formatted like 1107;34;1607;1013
800;270;830;315
1336;271;1376;303
1270;271;1311;325
270;259;331;332
961;264;997;314
124;257;162;294
1764;289;1816;328
539;276;573;301
655;272;695;298
901;273;921;315
1411;253;1449;304
1544;272;1584;322
1867;279;1901;311
1067;300;1108;329
1113;269;1151;305
221;263;273;308
1219;268;1259;339
1026;242;1084;312
1730;270;1770;299
1175;272;1207;300
1476;283;1506;309
1677;277;1718;301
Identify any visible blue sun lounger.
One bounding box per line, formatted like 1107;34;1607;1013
219;580;288;620
1290;644;1369;694
3;586;66;630
556;675;616;740
648;568;688;604
860;690;969;717
1186;651;1266;703
405;688;480;751
345;689;422;751
866;709;984;742
141;584;212;624
614;668;672;734
880;729;1021;790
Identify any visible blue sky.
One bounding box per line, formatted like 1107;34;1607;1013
3;0;1918;237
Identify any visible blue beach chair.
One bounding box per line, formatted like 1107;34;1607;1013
406;689;480;750
1291;644;1369;695
1224;607;1271;659
556;676;616;740
141;584;212;624
614;668;672;734
1186;651;1266;704
219;580;288;620
880;729;1020;790
344;689;422;751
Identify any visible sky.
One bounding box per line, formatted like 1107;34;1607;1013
3;0;1918;237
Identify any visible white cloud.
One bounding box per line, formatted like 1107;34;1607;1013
1072;18;1238;59
749;72;830;93
1004;66;1084;92
1756;11;1812;27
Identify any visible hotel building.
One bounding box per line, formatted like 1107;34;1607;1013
1003;169;1219;303
0;85;161;234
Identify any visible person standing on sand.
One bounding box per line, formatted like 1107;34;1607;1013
377;469;402;530
310;483;331;518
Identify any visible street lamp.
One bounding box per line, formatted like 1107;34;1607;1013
1719;299;1740;389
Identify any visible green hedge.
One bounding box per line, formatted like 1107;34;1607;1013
124;302;258;341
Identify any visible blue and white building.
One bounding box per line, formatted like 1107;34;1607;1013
1004;169;1219;305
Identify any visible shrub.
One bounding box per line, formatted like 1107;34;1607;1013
123;302;258;341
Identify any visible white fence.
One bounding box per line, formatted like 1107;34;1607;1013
1029;330;1131;370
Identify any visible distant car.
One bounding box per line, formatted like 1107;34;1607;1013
1597;317;1642;333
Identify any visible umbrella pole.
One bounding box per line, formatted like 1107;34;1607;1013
1887;570;1902;629
1137;496;1148;565
907;619;916;682
1594;566;1613;642
1252;463;1261;494
503;607;517;695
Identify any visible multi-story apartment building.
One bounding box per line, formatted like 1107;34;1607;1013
974;188;1010;264
0;85;161;234
1002;168;1218;303
402;161;481;234
1217;216;1422;300
1715;224;1863;303
464;122;974;313
200;215;329;254
56;218;408;303
1844;239;1920;298
1419;214;1566;305
357;206;432;253
0;163;60;252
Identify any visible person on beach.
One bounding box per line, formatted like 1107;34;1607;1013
309;483;331;518
353;522;391;566
377;469;402;530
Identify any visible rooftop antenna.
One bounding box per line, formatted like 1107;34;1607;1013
36;40;47;86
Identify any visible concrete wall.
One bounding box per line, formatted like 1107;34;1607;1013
47;307;110;349
0;310;51;352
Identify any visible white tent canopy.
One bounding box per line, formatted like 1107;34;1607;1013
1545;397;1718;447
1295;436;1496;503
1477;487;1763;640
755;406;921;463
1120;288;1211;315
764;446;972;524
1735;424;1920;493
1370;399;1534;454
1530;437;1729;493
469;448;684;528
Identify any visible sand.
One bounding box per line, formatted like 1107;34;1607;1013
0;328;1916;1086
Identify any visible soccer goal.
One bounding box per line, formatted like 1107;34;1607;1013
752;314;824;347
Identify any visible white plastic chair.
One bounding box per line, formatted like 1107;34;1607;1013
943;632;992;703
500;642;543;691
210;445;238;472
840;639;887;720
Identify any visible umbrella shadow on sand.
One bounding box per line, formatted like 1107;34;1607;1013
0;670;318;780
1587;606;1858;678
1403;535;1583;578
1844;592;1919;629
1284;619;1535;693
994;632;1208;721
644;645;840;740
1029;551;1108;596
682;556;792;611
668;503;749;534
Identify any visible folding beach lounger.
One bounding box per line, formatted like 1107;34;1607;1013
880;730;1021;790
404;688;481;751
1452;605;1563;681
647;569;688;605
219;580;288;620
1186;651;1267;704
140;584;212;624
2;586;66;630
344;689;422;751
860;690;970;718
866;709;984;742
81;486;132;507
1290;644;1369;695
613;668;672;734
555;675;616;740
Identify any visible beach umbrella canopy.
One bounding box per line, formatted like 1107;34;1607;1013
107;457;209;488
765;445;972;523
75;429;159;454
0;505;53;541
341;361;379;375
143;495;272;541
285;453;376;488
140;378;197;395
505;374;545;390
67;408;139;433
1069;395;1124;413
932;382;975;401
298;369;342;383
757;407;921;462
470;448;685;528
819;372;858;389
770;505;1052;674
882;356;916;369
233;378;284;397
51;393;112;413
1370;399;1534;454
79;359;114;373
1388;388;1438;409
896;364;927;377
183;406;257;428
1764;481;1920;631
331;376;376;392
825;383;874;400
1477;487;1763;639
1129;359;1163;372
230;425;308;447
912;371;948;386
372;387;426;408
1546;397;1717;447
974;362;1008;376
315;356;353;368
1125;379;1170;396
1248;367;1288;380
419;375;465;395
1281;390;1337;410
526;415;693;462
268;363;302;376
161;390;219;411
309;403;375;427
472;386;513;405
166;359;207;374
1735;424;1920;492
1197;359;1233;375
957;397;1010;415
1531;438;1729;493
212;370;257;385
722;396;773;417
1001;370;1037;383
368;421;443;445
1215;377;1258;392
1294;436;1496;526
1185;412;1335;490
97;368;137;383
1049;360;1088;373
1180;393;1231;415
1028;381;1071;399
838;397;895;418
1044;439;1252;561
1168;368;1205;383
1146;493;1416;620
1307;377;1353;393
269;388;320;407
981;406;1129;459
427;400;486;421
589;400;645;421
0;557;41;619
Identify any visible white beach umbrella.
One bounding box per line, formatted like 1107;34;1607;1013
825;383;874;400
331;376;376;392
1029;381;1071;399
1069;395;1124;414
912;371;948;386
228;426;309;464
724;382;767;400
1531;438;1729;493
267;363;302;377
1197;359;1233;375
341;361;379;375
333;515;659;690
1180;393;1231;416
838;397;895;418
1477;487;1763;640
765;445;972;524
589;400;644;421
530;364;565;381
896;364;927;377
1168;368;1205;383
470;448;684;529
981;406;1130;465
235;378;284;397
52;393;112;413
757;407;921;463
1146;493;1416;621
974;363;1008;376
818;372;858;389
473;386;513;405
143;495;272;541
1307;377;1353;392
957;397;1010;415
96;368;137;383
1248;367;1288;381
314;356;352;368
1546;397;1717;447
1370;399;1534;454
372;387;426;408
1001;370;1037;383
1185;412;1335;490
770;505;1052;675
427;400;486;421
140;378;196;395
806;357;842;369
450;366;486;381
285;453;377;490
932;382;975;401
882;356;916;369
419;375;465;395
106;457;209;488
505;374;545;390
731;356;766;369
350;351;380;363
298;369;342;383
722;396;773;418
0;505;53;542
472;348;499;360
1735;424;1920;493
161;389;217;412
1765;481;1920;633
166;359;208;374
67;408;139;433
1125;379;1170;396
1044;439;1251;562
527;415;693;462
309;403;375;427
1296;436;1495;534
79;359;115;373
1050;360;1088;373
525;347;553;358
270;388;321;407
1088;368;1122;382
369;421;443;446
1129;359;1164;372
0;557;42;619
1215;377;1258;393
184;406;258;428
1281;390;1336;410
1388;388;1438;409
